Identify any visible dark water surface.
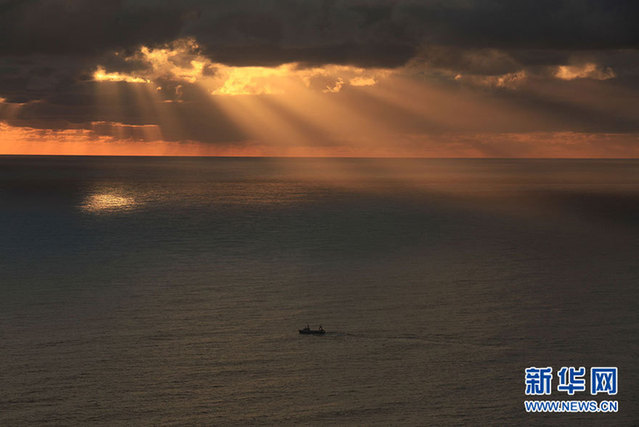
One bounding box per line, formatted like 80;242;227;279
1;156;637;425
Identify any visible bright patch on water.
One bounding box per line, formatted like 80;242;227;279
80;193;137;213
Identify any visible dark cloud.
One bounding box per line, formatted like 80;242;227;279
398;0;639;51
2;1;637;65
0;0;183;56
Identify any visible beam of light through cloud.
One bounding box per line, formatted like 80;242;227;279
91;39;391;97
94;66;150;83
1;24;637;158
208;64;387;95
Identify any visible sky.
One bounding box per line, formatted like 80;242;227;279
1;0;638;157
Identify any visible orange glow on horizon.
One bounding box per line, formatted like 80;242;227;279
2;122;639;158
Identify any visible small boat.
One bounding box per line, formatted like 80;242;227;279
299;326;325;335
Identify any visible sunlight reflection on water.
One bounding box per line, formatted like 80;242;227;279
80;193;137;213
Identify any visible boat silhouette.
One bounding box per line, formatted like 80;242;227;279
299;325;325;335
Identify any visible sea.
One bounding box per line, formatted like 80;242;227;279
0;156;637;425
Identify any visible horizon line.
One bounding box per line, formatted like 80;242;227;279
1;154;638;160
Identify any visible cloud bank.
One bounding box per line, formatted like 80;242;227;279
0;0;638;155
